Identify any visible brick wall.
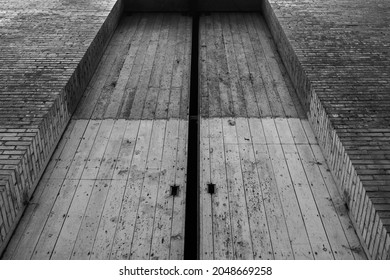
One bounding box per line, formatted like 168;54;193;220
0;0;124;254
261;0;390;259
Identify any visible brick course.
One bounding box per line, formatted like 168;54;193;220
0;0;123;254
262;0;390;259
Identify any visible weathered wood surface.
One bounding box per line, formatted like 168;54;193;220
3;12;368;261
200;117;366;260
3;119;187;260
3;13;190;260
74;14;191;120
199;13;305;118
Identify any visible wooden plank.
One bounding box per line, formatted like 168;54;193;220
126;77;148;122
149;14;171;88
74;16;138;119
129;15;163;120
220;14;247;117
200;17;209;118
179;18;192;119
110;120;153;259
236;14;273;117
91;17;140;120
70;180;110;259
199;118;213;259
167;88;181;119
90;180;127;260
275;118;294;144
66;120;101;180
150;16;189;119
208;118;233;259
214;14;234;117
251;14;298;117
150;120;179;260
297;144;354;259
112;120;140;180
51;120;88;179
235;118;274;260
283;144;333;259
160;15;179;90
155;88;171;119
238;13;279;117
248;118;266;144
262;118;280;144
229;14;259;118
31;179;78;259
239;117;293;259
103;16;144;119
310;145;366;259
50;180;94;260
119;16;149;119
205;15;222;117
267;144;313;259
171;15;186;89
288;119;309;144
170;120;188;259
222;118;253;259
11;178;63;259
130;120;166;259
301;120;317;144
81;119;114;180
119;15;152;118
96;119;127;180
252;142;294;259
254;14;305;117
142;87;160;120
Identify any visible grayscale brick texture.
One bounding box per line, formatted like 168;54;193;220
262;0;390;259
0;0;123;253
